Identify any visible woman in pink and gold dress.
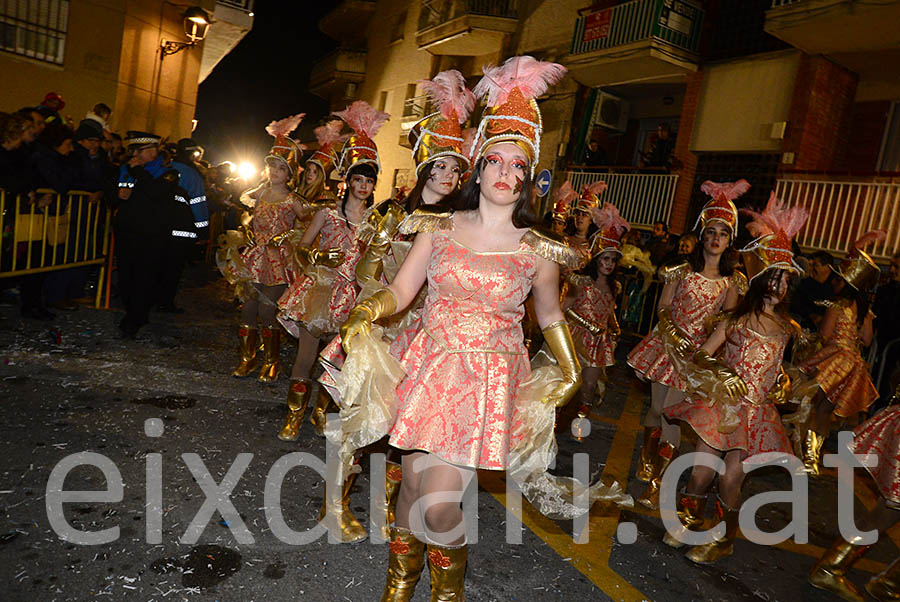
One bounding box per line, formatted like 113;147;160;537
663;193;808;565
627;180;749;510
339;57;590;601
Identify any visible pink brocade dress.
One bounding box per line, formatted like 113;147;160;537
388;232;538;470
627;271;732;390
665;322;793;462
569;283;616;369
241;194;299;286
277;208;364;337
849;406;900;507
798;300;878;418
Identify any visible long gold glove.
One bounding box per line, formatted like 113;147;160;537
565;308;604;336
356;203;406;286
541;320;582;408
693;349;748;399
766;366;791;406
340;288;398;353
296;245;344;268
240;224;256;247
658;306;694;357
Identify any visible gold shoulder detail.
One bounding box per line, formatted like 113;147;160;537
522;227;588;269
658;261;692;284
398;206;454;234
730;270;749;295
614;279;623;297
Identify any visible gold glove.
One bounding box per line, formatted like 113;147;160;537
269;229;302;248
565;308;604;336
767;366;791;406
608;311;621;338
541;320;582;408
240;224;256;247
658;306;694;357
297;245;344;268
693;349;748;399
340;288;398;354
356;203;406;286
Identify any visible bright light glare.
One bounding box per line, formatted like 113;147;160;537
238;162;256;180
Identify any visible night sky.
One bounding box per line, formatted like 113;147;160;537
193;1;337;167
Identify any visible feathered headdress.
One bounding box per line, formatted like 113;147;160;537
590;202;630;256
409;70;476;175
470;56;567;175
551;181;577;222
695;179;750;235
576;180;608;213
308;120;347;177
334;101;390;176
739;191;809;281
833;229;886;291
265;113;305;178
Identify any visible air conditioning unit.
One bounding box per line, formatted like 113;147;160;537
592;91;629;132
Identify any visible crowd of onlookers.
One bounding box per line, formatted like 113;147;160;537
0;91;245;322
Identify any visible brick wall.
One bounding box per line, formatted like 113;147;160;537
842;101;891;172
782;55;858;171
669;70;703;233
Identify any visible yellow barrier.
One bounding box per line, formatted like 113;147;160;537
1;188;113;307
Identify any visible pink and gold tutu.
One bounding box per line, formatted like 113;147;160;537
849;406;900;507
568;280;616;368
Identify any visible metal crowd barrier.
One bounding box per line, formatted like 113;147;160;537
1;188;113;307
615;270;663;338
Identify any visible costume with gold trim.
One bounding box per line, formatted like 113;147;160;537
850;404;900;507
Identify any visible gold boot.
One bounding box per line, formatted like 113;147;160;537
378;464;403;541
232;325;259;377
426;543;467;601
258;326;282;383
809;537;871;602
277;379;311;442
866;557;900;601
662;490;707;548
685;497;739;564
636;427;662;482
381;526;425;602
319;472;367;543
801;430;825;476
637;442;676;510
310;388;333;437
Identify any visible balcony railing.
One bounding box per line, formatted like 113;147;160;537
561;168;679;228
401;95;431;129
418;0;518;32
309;48;367;91
775;174;900;261
570;0;704;56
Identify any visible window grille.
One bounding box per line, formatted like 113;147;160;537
0;0;69;65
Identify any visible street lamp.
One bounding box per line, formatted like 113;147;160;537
160;6;211;57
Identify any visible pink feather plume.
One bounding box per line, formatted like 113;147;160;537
314;120;346;149
552;181;577;209
418;70;476;124
461;127;476;158
582;180;608;198
852;229;886;251
739;192;809;239
591;202;630;235
333;101;390;139
700;179;751;201
265;113;305;138
473;56;567;106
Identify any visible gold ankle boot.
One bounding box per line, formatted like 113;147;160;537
378;464;403;541
380;526;425;602
685;497;739;564
638;442;675;510
232;325;259;377
809;537;871;602
801;430;825;476
277;379;311;441
319;472;367;543
866;557;900;601
662;490;707;548
310;388;333;437
426;543;467;601
636;427;662;483
258;326;282;383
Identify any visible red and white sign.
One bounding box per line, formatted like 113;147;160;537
582;9;612;43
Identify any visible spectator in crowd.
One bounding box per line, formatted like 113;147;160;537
37;92;66;126
647;220;675;266
16;107;46;140
789;250;835;330
641;122;675;170
677;232;697;256
85;103;111;132
583;139;608;167
104;132;126;166
0;112;32;195
874;253;900;404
